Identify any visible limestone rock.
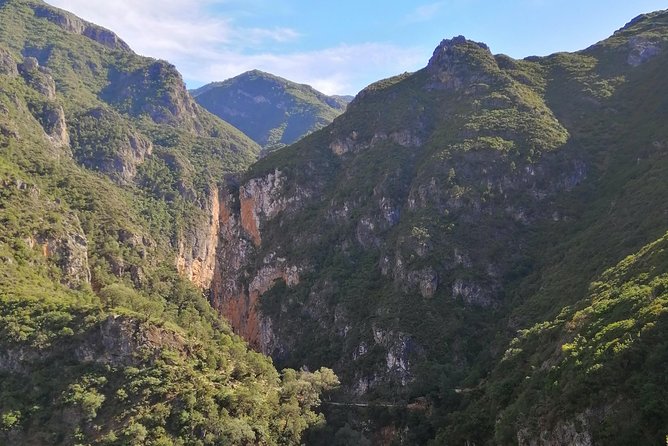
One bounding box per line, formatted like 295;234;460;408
177;186;222;289
35;216;91;288
370;326;422;387
74;316;187;366
407;268;438;298
82;26;132;51
451;278;492;307
627;36;661;66
71;108;153;183
426;35;498;90
0;47;18;76
103;61;203;133
239;169;308;245
37;103;69;147
32;4;131;52
19;57;56;99
517;414;593;446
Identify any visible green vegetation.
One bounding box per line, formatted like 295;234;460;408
0;0;334;444
438;232;668;445
0;280;339;445
1;0;668;444
192;70;349;150
235;10;668;445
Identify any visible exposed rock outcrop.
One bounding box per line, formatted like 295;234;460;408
34;102;69;147
217;261;300;352
19;57;56;99
517;414;593;446
627;36;661;66
27;212;91;288
330;129;424;156
200;176;306;353
32;4;132;52
9;180;89;288
330;130;365;155
239;169;307;246
70;107;152;182
0;47;18;76
0;315;189;375
103;61;204;133
16;57;71;148
177;187;222;289
74;315;188;366
427;36;498;90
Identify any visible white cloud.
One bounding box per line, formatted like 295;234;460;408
192;43;426;95
245;27;302;44
45;0;285;56
45;0;428;95
406;2;445;23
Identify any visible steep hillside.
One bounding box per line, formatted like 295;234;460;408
0;0;336;444
208;12;668;444
192;70;349;150
2;0;667;444
440;230;668;445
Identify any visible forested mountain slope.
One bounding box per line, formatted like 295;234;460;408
1;0;666;444
0;0;336;444
209;11;668;445
192;70;349;151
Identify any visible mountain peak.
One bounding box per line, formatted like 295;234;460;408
243;69;273;77
426;35;498;90
193;70;350;149
433;35;489;52
428;35;492;67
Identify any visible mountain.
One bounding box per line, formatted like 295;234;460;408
192;70;350;150
0;0;337;444
205;12;668;445
2;0;667;444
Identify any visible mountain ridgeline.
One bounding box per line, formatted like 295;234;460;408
192;70;350;151
206;12;668;446
0;0;338;445
0;0;667;445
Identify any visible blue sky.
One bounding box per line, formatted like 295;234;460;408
47;0;667;95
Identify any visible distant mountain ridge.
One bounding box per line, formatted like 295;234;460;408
1;0;667;445
192;70;350;150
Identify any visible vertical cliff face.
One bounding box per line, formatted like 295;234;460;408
176;186;222;289
204;172;305;352
187;13;668;444
31;3;132;51
202;37;585;393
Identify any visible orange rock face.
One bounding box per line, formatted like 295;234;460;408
218;290;262;350
176;187;222;289
183;175;299;353
216;266;299;351
240;195;261;246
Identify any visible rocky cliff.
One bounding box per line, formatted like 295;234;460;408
1;1;667;444
202;11;668;445
0;2;336;445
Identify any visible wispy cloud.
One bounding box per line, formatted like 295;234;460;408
245;27;302;44
191;43;425;95
45;0;427;94
405;2;445;23
46;0;294;55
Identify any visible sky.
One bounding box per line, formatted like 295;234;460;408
46;0;667;95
